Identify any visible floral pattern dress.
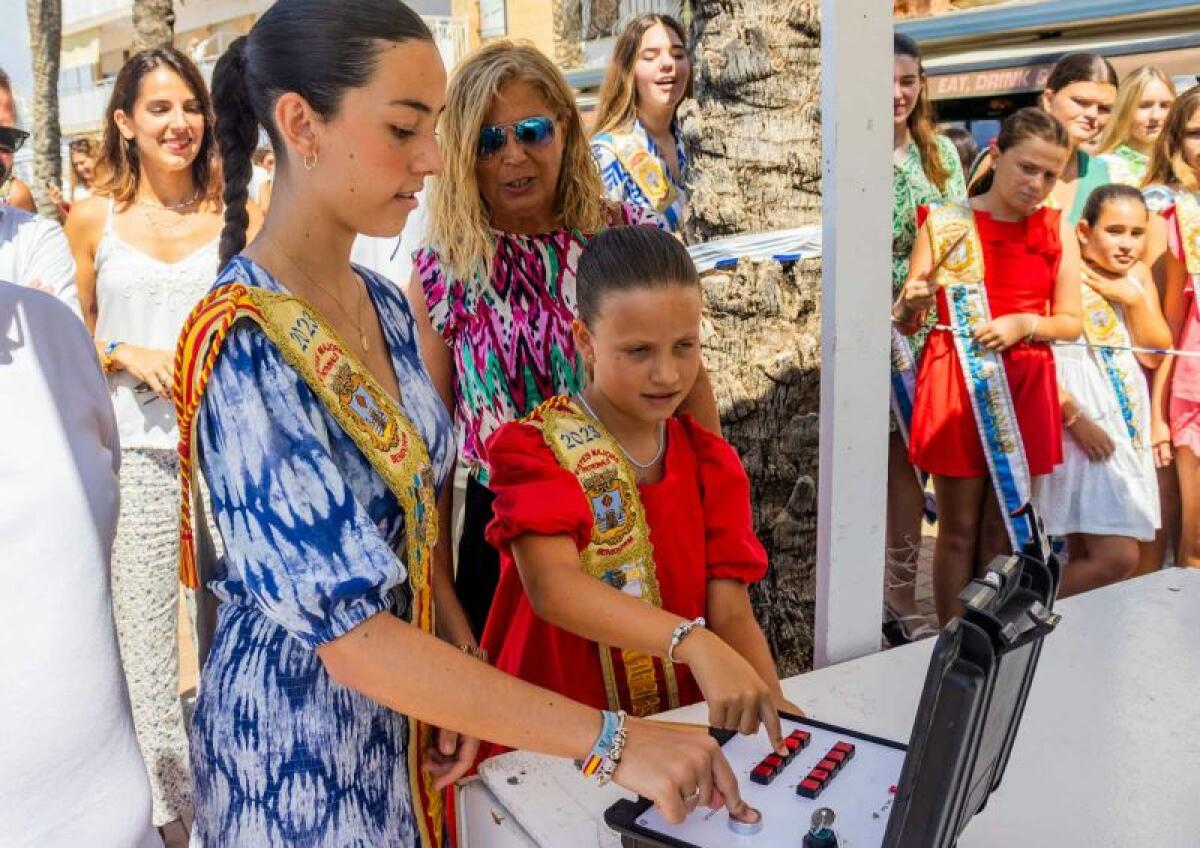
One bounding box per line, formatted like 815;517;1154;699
189;257;454;847
892;135;968;358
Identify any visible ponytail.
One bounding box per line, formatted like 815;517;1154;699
206;0;433;267
211;37;258;267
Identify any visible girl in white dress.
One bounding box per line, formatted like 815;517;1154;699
1038;184;1172;596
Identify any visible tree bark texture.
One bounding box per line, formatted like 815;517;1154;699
132;0;175;52
552;0;585;69
26;0;62;220
682;0;822;676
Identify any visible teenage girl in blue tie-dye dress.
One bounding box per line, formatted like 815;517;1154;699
189;2;754;845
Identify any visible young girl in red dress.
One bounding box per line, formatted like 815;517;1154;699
479;225;798;764
896;108;1083;624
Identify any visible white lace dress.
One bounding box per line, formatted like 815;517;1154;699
93;200;219;825
1035;276;1160;540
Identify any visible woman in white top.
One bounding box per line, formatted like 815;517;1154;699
1037;184;1171;597
0;282;160;848
64;46;260;840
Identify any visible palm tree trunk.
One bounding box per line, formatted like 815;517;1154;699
681;0;822;676
26;0;62;220
132;0;175;52
552;0;584;69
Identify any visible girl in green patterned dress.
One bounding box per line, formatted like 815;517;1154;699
887;34;966;642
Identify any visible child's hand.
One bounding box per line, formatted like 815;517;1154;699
1151;419;1173;468
973;314;1035;352
677;629;785;753
1067;414;1115;462
901;273;936;314
422;727;480;790
1082;266;1140;307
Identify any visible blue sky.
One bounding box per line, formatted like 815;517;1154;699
0;12;34;122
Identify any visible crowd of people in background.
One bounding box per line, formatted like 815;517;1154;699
891;40;1200;633
1;0;1198;844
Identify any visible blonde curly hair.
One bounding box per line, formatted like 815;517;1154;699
424;40;606;281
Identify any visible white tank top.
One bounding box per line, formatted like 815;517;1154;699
93;199;220;450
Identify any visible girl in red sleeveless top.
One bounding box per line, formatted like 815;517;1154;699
479;226;799;773
895;108;1083;623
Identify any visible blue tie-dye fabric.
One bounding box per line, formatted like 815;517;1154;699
189;256;453;847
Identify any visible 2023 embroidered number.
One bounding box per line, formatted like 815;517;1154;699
559;424;601;450
289;313;320;352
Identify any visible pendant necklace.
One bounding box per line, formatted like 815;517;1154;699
577;392;665;480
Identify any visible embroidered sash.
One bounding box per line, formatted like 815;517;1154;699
928;202;1038;550
1176;192;1200;321
527;396;681;718
1080;279;1143;450
595;128;679;216
173;283;445;848
890;327;928;496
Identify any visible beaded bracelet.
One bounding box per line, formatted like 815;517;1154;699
668;617;706;664
596;711;629;787
580;710;621;778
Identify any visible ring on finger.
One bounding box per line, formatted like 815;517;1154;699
681;786;701;803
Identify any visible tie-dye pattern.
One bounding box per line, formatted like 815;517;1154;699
189;257;453;847
414;202;663;483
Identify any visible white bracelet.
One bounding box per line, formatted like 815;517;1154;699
668;617;706;664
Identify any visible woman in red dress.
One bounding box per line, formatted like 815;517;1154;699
896;108;1083;623
480;225;799;766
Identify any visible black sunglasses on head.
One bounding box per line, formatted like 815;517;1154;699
0;126;29;155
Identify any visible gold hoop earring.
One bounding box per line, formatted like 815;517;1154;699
303;152;318;171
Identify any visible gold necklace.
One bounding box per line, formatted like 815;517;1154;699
260;231;371;353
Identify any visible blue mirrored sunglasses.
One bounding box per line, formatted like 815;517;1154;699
477;116;555;159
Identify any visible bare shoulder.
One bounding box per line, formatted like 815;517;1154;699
64;194;109;241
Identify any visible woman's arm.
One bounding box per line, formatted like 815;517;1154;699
512;533;783;744
1151;250;1189;467
64;195;105;334
1044;213;1084;341
894;219;935;335
317;612;751;823
1125;263;1173;368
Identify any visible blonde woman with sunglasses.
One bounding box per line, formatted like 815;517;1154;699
408;42;720;640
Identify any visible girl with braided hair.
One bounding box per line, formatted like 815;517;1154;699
63;45;260;840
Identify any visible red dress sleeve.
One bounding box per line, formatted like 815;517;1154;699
484;421;593;553
678;415;768;584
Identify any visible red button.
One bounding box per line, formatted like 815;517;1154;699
785;737;805;753
833;741;856;756
826;750;848;766
750;764;774;785
818;758;838;773
789;730;811;742
796;778;822;798
808;767;831;783
762;754;785;770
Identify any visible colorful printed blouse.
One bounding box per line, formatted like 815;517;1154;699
593;120;689;231
1103;144;1150;185
892;134;968;350
414;203;664;483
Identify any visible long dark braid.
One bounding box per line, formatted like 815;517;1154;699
211;37;258;267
